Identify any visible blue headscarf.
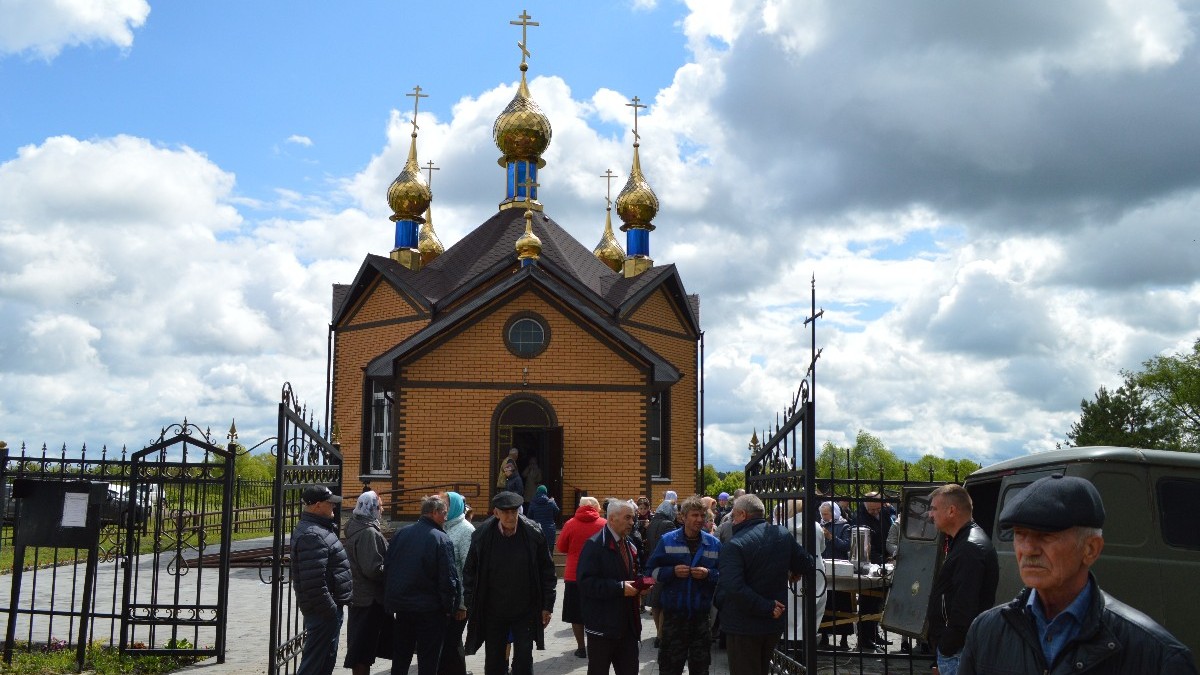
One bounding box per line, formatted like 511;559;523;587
446;491;465;521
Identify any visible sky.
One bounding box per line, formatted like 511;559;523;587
1;0;1199;472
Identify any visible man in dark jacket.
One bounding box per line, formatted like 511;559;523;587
854;492;894;650
385;494;459;675
646;495;721;675
577;498;648;675
959;474;1197;675
291;485;353;675
925;484;998;675
463;491;556;675
714;493;815;675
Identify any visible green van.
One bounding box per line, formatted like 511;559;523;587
882;446;1200;653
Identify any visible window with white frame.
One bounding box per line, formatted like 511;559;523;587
369;383;392;475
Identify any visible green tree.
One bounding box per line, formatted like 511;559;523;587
1133;338;1200;451
1066;372;1183;450
232;445;276;481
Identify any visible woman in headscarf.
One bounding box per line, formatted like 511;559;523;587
526;485;560;554
438;491;475;675
343;490;390;675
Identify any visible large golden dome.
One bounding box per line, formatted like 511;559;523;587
494;66;552;167
387;134;431;220
616;146;659;231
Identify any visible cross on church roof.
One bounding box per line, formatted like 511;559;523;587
626;95;646;145
406;85;428;135
423;160;439;186
510;9;539;66
600;169;618;209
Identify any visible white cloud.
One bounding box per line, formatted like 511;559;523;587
286;135;313;147
0;0;150;59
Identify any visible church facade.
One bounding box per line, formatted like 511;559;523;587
327;16;700;517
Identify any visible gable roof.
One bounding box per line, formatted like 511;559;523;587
364;264;681;385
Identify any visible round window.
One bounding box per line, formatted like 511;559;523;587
506;315;548;357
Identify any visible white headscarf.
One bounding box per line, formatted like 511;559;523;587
352;490;382;522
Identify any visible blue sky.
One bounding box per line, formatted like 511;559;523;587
2;0;1199;472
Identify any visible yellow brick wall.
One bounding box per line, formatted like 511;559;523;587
625;287;700;503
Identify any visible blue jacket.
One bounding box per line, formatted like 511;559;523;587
820;519;851;560
290;511;353;618
646;528;721;617
526;494;560;538
384;515;459;615
714;517;816;636
577;525;642;640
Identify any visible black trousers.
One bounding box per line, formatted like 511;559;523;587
392;610;447;675
725;632;780;675
436;615;468;675
658;611;712;675
484;616;534;675
586;632;639;675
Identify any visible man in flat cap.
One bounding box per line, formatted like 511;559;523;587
291;485;353;675
462;490;556;675
959;474;1197;674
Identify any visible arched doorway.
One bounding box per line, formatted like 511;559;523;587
492;395;562;516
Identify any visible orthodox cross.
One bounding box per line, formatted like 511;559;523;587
511;10;539;66
600;169;618;209
626;95;646;145
423;160;439;187
406;85;428;134
519;175;540;201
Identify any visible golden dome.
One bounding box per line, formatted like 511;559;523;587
387;134;431;220
615;145;659;232
418;212;444;265
493;66;552;167
515;209;542;261
593;209;624;272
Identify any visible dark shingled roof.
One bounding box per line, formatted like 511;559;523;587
332;207;700;338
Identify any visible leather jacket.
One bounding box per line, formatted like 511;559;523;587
960;576;1198;674
926;520;999;655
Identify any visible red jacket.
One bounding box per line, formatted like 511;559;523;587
556;505;606;581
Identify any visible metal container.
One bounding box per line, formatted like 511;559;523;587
849;526;872;571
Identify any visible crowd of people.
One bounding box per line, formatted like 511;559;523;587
287;472;1196;675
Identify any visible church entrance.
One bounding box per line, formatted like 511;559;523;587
493;395;562;521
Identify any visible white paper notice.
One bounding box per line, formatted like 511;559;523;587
61;492;89;528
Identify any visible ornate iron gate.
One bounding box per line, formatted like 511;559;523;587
120;421;235;661
744;278;822;674
268;383;342;675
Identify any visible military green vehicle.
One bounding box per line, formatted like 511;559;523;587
882;446;1200;653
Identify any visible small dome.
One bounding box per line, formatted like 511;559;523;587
615;146;659;231
515;211;542;260
493;67;552;167
593;209;625;272
387;134;431;220
418;217;444;265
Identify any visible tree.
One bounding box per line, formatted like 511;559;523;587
1134;338;1200;451
1066;373;1183;450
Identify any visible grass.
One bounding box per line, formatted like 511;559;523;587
0;639;203;674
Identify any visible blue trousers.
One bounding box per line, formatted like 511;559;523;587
297;606;343;675
392;609;447;675
937;648;961;675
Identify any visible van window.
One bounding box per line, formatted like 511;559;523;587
1158;478;1200;550
904;493;938;541
995;482;1033;543
967;479;1000;538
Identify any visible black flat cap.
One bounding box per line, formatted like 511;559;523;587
492;491;523;510
998;474;1104;532
302;485;342;505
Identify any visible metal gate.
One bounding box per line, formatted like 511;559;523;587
120;421;235;661
268;383;343;675
744;278;822;674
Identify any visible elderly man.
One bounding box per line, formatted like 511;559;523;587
291;485;353;675
925;484;998;675
715;493;815;675
577;498;648;675
463;491;556;675
959;475;1197;674
647;495;721;675
385;494;459;675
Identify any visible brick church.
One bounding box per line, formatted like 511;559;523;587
328;15;700;517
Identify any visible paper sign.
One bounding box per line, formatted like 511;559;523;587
61;492;89;528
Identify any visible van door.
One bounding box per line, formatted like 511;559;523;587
882;486;941;639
